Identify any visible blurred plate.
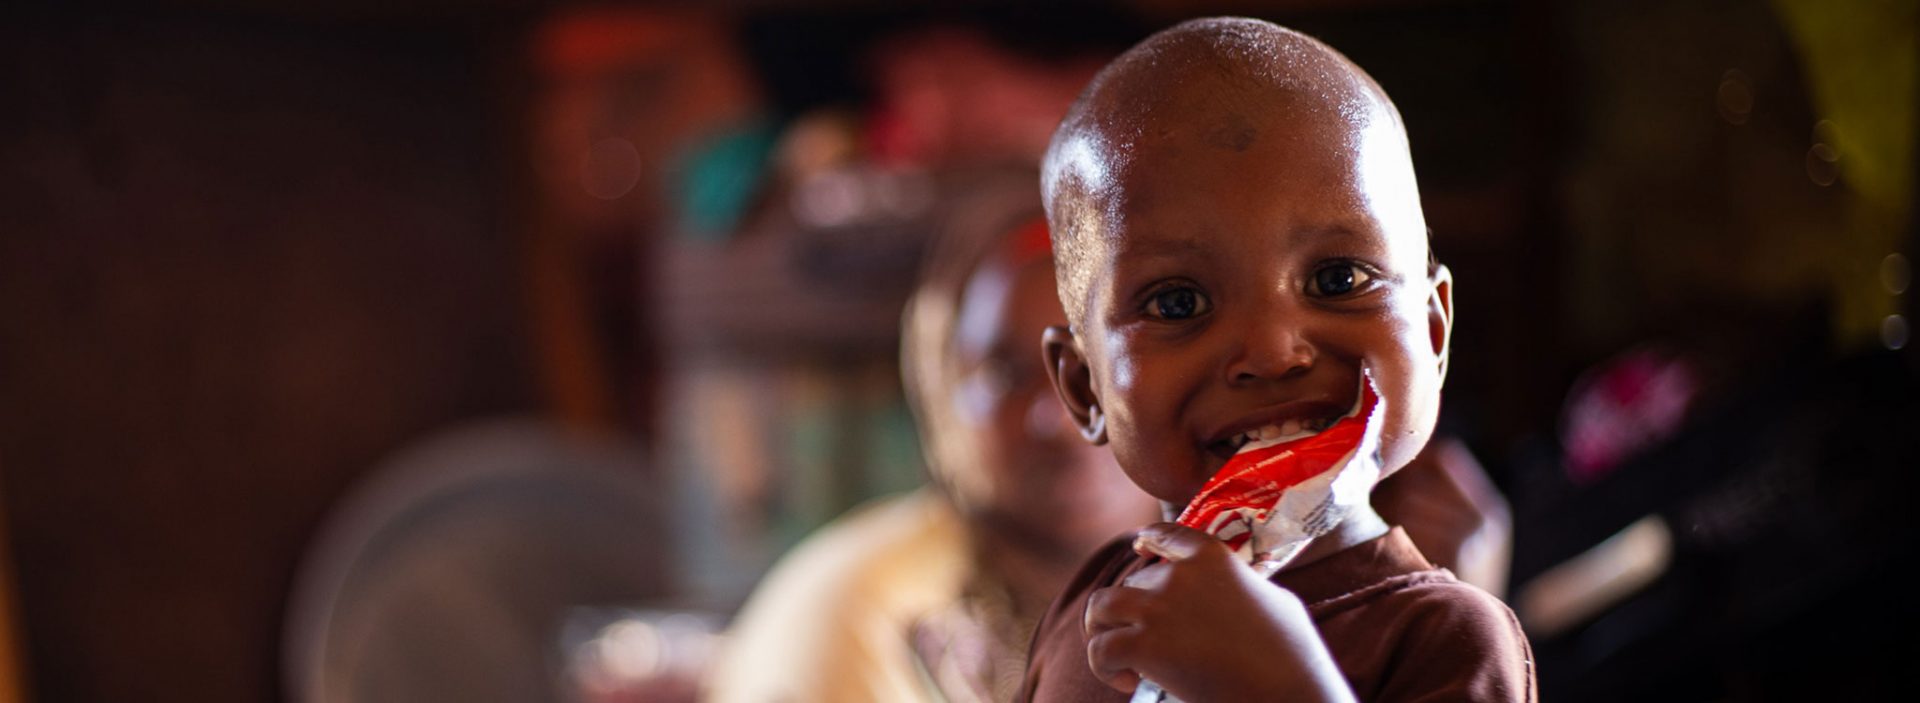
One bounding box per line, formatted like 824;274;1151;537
283;419;670;703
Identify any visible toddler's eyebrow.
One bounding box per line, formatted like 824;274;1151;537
1114;236;1212;259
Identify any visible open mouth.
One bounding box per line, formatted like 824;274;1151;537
1207;414;1341;460
1198;376;1382;464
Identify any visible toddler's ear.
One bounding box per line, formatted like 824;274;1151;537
1428;264;1455;383
1042;325;1107;445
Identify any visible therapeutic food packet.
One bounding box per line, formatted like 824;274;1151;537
1130;373;1386;703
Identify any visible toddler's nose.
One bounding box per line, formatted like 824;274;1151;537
1228;322;1317;385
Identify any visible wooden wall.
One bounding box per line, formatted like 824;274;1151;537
0;10;537;702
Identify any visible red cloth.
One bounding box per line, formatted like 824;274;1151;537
1018;527;1535;702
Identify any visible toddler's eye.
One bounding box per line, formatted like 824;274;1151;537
1310;263;1372;297
1146;287;1211;320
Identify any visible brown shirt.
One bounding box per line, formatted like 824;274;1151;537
1018;527;1535;702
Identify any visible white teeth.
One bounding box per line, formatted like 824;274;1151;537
1231;417;1340;451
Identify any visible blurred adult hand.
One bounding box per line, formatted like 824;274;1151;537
1372;436;1512;597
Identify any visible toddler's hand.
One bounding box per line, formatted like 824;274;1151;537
1082;523;1355;703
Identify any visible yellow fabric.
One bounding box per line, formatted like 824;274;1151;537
706;490;968;703
1773;0;1918;343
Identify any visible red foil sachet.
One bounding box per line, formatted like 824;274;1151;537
1174;373;1385;573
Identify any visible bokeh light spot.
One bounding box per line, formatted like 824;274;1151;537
1716;70;1753;125
1883;314;1909;350
1881;253;1910;295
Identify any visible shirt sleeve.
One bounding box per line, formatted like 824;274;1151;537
1017;537;1140;703
1371;582;1536;703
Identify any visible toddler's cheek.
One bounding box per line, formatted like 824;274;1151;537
1372;358;1440;473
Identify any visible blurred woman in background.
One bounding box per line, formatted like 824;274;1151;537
705;168;1160;703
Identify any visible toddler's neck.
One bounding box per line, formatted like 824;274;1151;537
1285;501;1390;572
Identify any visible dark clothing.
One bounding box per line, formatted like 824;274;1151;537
1019;527;1535;702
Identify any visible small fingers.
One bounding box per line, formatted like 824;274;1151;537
1085;623;1145;693
1084;585;1154;693
1084;585;1150;634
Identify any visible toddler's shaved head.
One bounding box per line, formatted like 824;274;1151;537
1041;17;1409;325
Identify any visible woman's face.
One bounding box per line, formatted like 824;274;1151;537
941;253;1158;558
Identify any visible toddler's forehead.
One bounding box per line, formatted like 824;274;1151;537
1117;100;1418;212
1077;138;1430;294
1070;61;1408;234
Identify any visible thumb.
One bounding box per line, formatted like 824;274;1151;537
1132;522;1219;562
